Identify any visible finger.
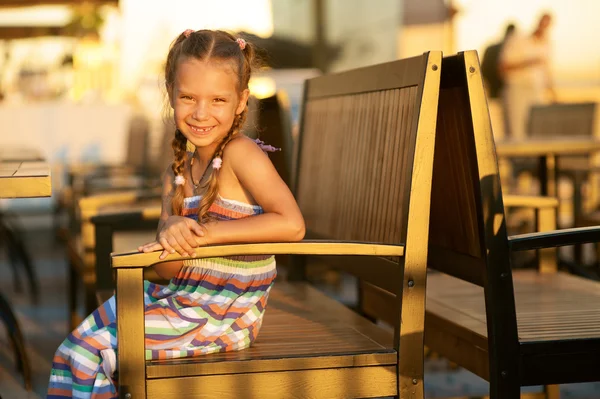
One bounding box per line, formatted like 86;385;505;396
181;230;199;253
159;249;170;260
159;237;176;256
141;242;163;253
167;236;189;257
138;241;155;252
189;222;205;237
173;233;194;257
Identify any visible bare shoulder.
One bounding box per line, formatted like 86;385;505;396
223;135;269;166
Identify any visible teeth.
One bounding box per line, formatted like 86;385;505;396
191;126;213;132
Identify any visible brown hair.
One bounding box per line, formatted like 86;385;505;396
165;30;257;221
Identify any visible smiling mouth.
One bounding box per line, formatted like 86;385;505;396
189;125;215;133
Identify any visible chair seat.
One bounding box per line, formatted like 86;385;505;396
426;270;600;384
427;270;600;342
145;282;395;379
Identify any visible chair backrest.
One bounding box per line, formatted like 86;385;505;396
528;102;599;138
295;51;442;382
427;51;519;377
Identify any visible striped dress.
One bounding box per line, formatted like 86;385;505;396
48;195;277;398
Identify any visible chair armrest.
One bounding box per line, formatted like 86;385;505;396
508;225;600;251
503;195;559;209
79;188;161;218
111;240;405;268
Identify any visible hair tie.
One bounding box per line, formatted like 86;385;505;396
183;29;193;38
212;157;223;170
174;175;185;185
236;38;247;50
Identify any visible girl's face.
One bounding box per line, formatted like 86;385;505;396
170;58;249;153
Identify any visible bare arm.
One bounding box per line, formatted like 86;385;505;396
141;166;185;279
201;137;305;245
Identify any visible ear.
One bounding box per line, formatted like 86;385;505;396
236;89;250;115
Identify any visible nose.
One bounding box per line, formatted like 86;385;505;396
192;101;209;121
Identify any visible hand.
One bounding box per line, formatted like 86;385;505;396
138;216;206;259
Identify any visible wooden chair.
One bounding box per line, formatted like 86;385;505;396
505;102;600;233
109;52;442;399
66;189;161;328
57;113;152;238
424;51;600;398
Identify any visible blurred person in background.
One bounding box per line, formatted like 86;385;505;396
499;13;555;140
481;22;516;100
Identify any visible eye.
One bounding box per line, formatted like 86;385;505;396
213;98;226;103
180;95;193;101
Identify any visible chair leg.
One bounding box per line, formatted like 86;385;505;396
544;385;560;399
9;229;40;304
489;377;520;399
0;220;23;294
2;217;40;304
68;262;79;330
6;243;24;294
0;292;32;391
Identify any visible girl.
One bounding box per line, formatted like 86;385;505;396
48;29;305;398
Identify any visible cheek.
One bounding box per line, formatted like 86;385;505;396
215;105;236;122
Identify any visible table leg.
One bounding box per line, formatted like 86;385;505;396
538;155;548;196
543;154;557;197
0;292;32;391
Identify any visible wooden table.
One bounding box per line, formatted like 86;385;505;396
496;138;600;197
0;161;51;198
0;154;51;391
497;138;600;269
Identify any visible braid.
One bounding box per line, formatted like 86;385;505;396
196;109;247;222
171;129;188;216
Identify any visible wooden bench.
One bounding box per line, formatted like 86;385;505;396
361;51;600;399
426;51;600;398
109;52;442;399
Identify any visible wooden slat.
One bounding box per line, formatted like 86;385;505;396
397;51;442;397
147;282;395;378
146;366;397;399
112;241;404;268
297;88;418;247
116;268;146;398
426;271;600;342
305;54;426;99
